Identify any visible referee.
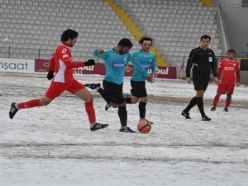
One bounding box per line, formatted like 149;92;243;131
181;35;219;121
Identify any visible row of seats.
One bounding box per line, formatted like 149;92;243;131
0;0;223;66
114;0;223;64
0;0;140;61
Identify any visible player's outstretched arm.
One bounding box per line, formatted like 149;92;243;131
64;59;95;69
92;49;108;60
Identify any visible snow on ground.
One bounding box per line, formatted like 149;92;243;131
0;73;248;186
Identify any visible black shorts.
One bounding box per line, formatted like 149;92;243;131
103;80;125;104
130;80;147;98
192;74;209;91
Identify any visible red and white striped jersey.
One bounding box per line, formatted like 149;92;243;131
49;43;85;83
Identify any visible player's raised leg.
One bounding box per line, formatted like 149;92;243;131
86;83;112;111
9;96;52;119
9;79;68;119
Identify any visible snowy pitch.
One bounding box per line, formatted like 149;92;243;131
0;73;248;186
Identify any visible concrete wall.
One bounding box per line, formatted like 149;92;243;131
215;0;242;7
215;0;248;7
221;7;248;57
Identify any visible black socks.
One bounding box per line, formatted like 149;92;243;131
139;102;146;119
196;97;205;117
118;107;127;127
184;97;198;113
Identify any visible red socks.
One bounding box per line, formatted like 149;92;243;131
225;98;231;108
85;102;96;124
17;99;97;125
18;99;41;109
213;94;232;108
212;94;221;107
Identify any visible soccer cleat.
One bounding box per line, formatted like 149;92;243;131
105;102;111;111
119;126;136;133
202;115;211;121
140;118;154;125
223;107;229;112
181;110;191;119
210;107;216;111
85;83;101;90
9;103;19;119
90;123;109;131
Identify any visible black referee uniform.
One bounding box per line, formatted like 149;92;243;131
182;46;217;121
186;47;217;90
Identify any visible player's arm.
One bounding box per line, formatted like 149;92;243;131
211;52;218;77
62;52;95;69
185;50;194;83
217;60;223;80
151;55;158;78
92;49;108;60
235;62;241;86
64;60;95;68
47;55;55;80
211;52;219;84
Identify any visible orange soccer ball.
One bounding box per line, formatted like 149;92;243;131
137;120;152;133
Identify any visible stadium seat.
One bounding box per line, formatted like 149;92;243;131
0;0;139;61
0;0;223;66
114;0;223;65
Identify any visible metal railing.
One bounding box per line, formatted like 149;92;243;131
0;46;89;60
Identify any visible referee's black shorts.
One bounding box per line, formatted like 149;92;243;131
192;73;210;91
103;80;125;104
130;80;147;98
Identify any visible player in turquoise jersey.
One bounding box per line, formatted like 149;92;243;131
86;38;135;133
125;36;157;124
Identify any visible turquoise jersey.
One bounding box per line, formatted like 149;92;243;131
130;50;157;81
93;49;132;85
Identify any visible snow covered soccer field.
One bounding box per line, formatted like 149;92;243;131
0;73;248;186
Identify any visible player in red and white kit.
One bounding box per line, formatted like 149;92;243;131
211;49;240;112
9;29;108;131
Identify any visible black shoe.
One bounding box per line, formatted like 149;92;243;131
90;123;109;131
202;115;211;121
119;126;136;133
85;83;101;90
210;107;216;111
223;107;229;112
9;103;19;119
181;110;191;119
105;102;111;111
